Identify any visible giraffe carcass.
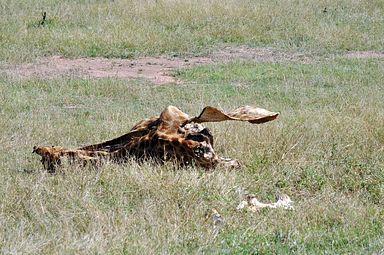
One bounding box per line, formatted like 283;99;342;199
33;105;278;172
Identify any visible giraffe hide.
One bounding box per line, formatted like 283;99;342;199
192;105;279;124
33;105;279;172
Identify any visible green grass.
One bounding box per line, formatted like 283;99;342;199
1;0;383;62
1;0;384;253
1;57;384;253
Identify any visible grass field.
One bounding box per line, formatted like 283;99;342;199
1;0;383;62
1;0;384;254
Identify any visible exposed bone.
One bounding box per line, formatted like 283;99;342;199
33;105;278;171
237;194;294;212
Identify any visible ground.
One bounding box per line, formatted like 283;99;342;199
3;46;383;84
0;0;383;254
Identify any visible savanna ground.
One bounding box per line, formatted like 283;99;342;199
1;0;384;254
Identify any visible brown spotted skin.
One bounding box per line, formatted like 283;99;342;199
33;105;278;171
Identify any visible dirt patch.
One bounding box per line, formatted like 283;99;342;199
208;46;312;63
2;47;382;84
344;51;384;59
5;55;213;85
2;46;312;85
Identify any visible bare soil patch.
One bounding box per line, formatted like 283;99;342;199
2;47;383;84
344;50;384;59
2;46;311;84
6;55;212;85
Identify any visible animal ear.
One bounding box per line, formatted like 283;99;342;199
32;146;37;153
192;106;279;124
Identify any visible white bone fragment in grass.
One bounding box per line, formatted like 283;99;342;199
237;194;294;212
